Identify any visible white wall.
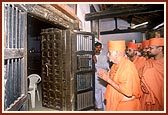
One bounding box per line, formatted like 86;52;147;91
99;18;146;51
76;5;147;51
100;33;143;51
77;4;91;32
100;18;130;31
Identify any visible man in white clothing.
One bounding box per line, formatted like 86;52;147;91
93;42;109;111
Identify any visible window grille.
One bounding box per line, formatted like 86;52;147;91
3;4;27;111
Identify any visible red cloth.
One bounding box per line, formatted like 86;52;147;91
127;42;138;50
149;38;164;46
142;40;149;48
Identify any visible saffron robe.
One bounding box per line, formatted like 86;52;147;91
133;55;146;72
139;58;164;111
104;57;142;111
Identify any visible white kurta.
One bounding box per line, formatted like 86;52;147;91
95;51;109;110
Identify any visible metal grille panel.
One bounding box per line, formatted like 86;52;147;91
77;54;93;71
74;32;95;111
77;73;93;91
4;4;27;111
76;34;93;51
77;91;94;110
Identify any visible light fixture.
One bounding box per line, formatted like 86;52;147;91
131;22;149;29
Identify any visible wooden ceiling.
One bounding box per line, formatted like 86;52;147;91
86;4;164;32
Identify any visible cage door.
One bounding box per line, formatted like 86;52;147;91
41;28;65;110
72;31;95;111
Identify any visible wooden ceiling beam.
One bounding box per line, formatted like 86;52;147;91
85;5;163;21
100;28;149;35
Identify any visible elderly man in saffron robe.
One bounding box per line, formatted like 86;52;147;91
139;38;164;111
97;40;142;111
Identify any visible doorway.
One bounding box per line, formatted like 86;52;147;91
27;14;58;76
27;13;95;111
27;14;57;110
